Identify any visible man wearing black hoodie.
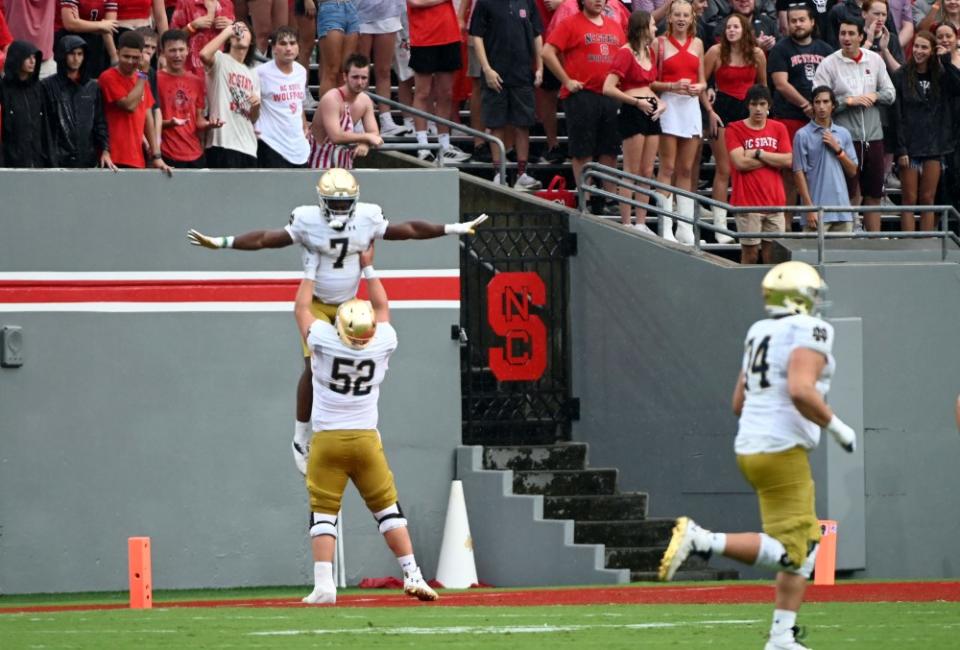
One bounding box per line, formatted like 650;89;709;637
42;34;115;169
0;40;53;167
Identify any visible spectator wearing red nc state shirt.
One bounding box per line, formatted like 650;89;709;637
158;29;220;167
543;0;625;188
725;84;793;264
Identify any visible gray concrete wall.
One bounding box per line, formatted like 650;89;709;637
570;215;960;579
0;169;462;594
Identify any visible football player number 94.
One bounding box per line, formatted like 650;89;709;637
744;335;771;391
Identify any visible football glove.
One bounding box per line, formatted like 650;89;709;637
444;213;489;236
825;415;856;453
187;229;233;249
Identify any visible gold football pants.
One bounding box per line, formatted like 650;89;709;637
306;428;399;514
301;298;339;356
737;446;821;569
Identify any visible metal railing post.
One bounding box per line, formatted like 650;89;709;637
817;207;825;268
368;92;507;184
942;207;949;262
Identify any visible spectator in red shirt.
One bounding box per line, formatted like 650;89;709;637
0;7;12;71
158;28;221;167
725;84;793;264
543;0;625;190
171;0;236;75
116;0;168;34
99;29;171;172
53;0;120;78
407;0;470;163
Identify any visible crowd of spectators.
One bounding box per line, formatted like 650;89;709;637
3;0;960;247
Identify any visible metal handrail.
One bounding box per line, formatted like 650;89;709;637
580;162;960;264
368;92;507;184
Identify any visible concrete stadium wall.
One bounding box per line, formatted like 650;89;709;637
570;215;960;579
0;169;463;594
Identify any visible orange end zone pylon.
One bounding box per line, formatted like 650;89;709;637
814;520;837;586
128;536;153;609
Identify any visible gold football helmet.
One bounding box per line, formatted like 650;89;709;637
762;261;826;316
317;168;359;230
335;298;377;349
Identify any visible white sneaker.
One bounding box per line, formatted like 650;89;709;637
884;171;901;189
631;222;655;235
514;173;542;190
302;92;319;111
492;173;502;185
417;149;436;162
380;116;412;137
440;144;471;163
292;438;309;476
658;516;713;581
302;585;337;604
764;626;811;649
403;569;439;601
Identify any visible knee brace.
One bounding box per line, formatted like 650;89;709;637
309;512;338;538
785;543;819;579
373;503;407;534
753;533;792;572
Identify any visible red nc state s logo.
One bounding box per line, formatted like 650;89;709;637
486;272;547;381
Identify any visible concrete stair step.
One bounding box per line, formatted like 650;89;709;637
542;493;648;521
574;518;677;547
630;569;740;582
604;546;709;571
512;469;617;496
483;443;588;471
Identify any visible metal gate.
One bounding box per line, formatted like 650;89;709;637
458;211;579;446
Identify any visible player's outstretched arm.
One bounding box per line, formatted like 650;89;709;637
788;348;856;452
383;213;489;240
187;228;294;250
294;277;317;340
360;244;389;323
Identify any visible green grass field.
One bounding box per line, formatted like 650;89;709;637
2;586;959;649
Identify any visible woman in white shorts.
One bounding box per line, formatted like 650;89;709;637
356;0;405;134
650;0;705;244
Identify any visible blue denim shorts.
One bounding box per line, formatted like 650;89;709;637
316;0;360;37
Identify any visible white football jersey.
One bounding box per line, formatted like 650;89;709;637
284;202;390;304
735;314;836;454
306;320;397;431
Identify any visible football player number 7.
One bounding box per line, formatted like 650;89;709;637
744;335;771;391
329;358;375;395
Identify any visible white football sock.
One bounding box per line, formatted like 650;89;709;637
770;609;797;638
438;133;451;149
398;554;417;574
415;130;429;146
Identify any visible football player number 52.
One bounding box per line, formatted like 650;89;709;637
329;358;375;395
744;335;771;391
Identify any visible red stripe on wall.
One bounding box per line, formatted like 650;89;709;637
0;278;460;303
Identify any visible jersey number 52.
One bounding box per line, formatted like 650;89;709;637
329;358;376;395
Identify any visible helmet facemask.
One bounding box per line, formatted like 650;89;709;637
316;169;359;231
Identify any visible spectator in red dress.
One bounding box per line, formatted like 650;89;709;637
171;0;235;75
158;28;221;167
53;0;120;79
116;0;169;34
725;84;793;264
99;29;171;172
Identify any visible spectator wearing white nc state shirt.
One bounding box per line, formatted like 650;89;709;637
256;25;310;167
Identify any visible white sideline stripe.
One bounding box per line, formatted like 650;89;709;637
0;270;459;281
0;301;459;313
249;620;760;637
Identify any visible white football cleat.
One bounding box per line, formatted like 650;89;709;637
403;569;439;601
658;516;712;581
302;585;337;605
764;626;811;649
